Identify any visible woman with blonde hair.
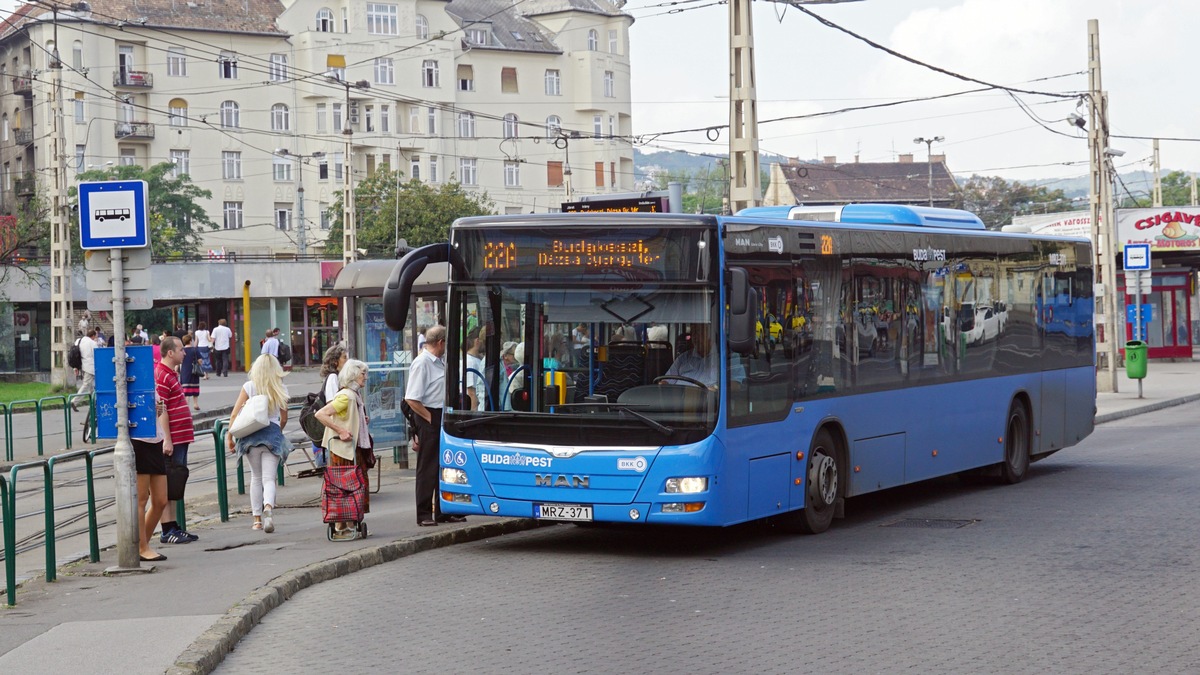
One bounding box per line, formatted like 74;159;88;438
226;354;290;533
315;358;373;538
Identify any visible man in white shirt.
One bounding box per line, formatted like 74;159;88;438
74;329;98;439
211;318;233;377
405;325;463;526
261;329;279;359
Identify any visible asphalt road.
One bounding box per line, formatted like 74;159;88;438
219;404;1200;673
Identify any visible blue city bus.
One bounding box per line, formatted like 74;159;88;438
383;204;1095;533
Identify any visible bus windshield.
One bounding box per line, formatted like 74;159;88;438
445;281;723;447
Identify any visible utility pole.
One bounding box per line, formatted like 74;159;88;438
1192;174;1197;206
727;0;761;213
1151;139;1162;208
1087;19;1118;393
48;6;72;387
914;136;944;207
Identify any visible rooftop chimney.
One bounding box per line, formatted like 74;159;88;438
931;154;946;163
823;156;837;164
898;153;914;163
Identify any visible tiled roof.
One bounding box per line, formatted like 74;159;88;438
777;159;957;205
3;0;287;38
446;0;630;53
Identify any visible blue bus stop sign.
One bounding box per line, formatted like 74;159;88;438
79;180;149;250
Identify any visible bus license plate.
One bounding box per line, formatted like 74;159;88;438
536;504;593;521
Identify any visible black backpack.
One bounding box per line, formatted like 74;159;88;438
277;341;292;364
298;388;327;445
67;339;83;370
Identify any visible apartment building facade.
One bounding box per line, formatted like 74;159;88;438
0;0;635;258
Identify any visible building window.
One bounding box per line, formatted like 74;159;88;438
275;205;292;230
427;107;437;135
501;67;518;93
587;29;598;51
429;155;438;182
270;103;290;131
167;98;188;127
544;69;560;96
459;158;477;185
74;97;85;123
167;48;186;76
332;103;343;131
609;30;618;53
422;60;439;88
410;155;420;181
503;113;518;139
223;202;244;229
74;144;85;171
547;160;563;187
367;3;398;35
365;105;375;132
594;162;605;187
328;65;346;82
374;57;394;85
316;8;334;32
415;15;428;39
466;28;488;45
409;106;420;134
72;41;83;69
545;115;561;139
273;157;292;181
320;204;331;230
333;152;344;181
457;64;474;92
603;71;614;98
269;54;288;82
609;115;615;140
316;103;327;132
457;112;475;138
381;105;390;132
342;7;348;32
593;115;602;139
222;151;242;179
218;51;237;79
219;101;239;128
170;149;190;177
610;161;616;187
504;161;520;187
2;114;7;142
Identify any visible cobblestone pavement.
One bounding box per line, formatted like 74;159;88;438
220;405;1200;674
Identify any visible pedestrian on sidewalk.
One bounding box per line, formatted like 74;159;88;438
180;333;202;411
403;325;464;527
212;318;233;377
314;358;373;538
313;343;349;468
156;336;199;544
134;398;170;562
194;321;213;380
226;354;291;533
261;329;280;360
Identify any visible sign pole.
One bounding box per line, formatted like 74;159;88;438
109;249;141;569
1134;269;1143;399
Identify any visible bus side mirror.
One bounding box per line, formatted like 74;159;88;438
728;268;756;355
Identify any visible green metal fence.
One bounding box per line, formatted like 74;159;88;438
0;394;94;460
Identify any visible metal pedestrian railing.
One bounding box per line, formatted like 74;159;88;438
0;394;94;460
2;446;112;607
210;409;297;522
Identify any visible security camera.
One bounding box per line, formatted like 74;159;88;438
1104;147;1125;157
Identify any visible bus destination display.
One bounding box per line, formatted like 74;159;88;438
483;238;662;271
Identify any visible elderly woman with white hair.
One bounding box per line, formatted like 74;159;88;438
314;358;374;537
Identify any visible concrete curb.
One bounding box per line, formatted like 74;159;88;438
166;518;544;675
1094;394;1200;425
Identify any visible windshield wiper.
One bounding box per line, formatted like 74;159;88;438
555;402;673;436
453;411;517;430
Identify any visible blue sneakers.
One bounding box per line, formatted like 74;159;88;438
160;530;192;544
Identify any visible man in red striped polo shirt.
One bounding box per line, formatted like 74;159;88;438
157;336;198;544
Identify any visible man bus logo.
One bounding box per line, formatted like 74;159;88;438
535;474;590;488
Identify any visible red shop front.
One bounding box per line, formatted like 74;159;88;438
1118;269;1194;360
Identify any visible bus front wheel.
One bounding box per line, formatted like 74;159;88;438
1000;401;1030;484
796;429;841;534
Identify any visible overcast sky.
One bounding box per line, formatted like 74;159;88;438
627;0;1198;196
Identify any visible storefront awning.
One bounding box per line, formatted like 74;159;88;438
331;260;448;297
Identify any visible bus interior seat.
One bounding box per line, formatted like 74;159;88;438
644;340;674;381
595;343;646;401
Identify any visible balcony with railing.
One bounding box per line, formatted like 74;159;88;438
15;174;36;195
11;74;33;94
113;70;153;88
14;128;33;145
114;121;155;140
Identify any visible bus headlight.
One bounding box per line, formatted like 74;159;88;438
665;477;708;494
441;468;468;485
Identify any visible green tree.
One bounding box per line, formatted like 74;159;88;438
325;169;495;255
1117;170;1196;208
0;191;51;290
954;175;1075;229
69;162;216;258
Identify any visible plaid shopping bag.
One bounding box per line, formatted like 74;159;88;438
321;464;366;524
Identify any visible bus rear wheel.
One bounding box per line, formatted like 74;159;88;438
795;429;840;534
1000;401;1030;484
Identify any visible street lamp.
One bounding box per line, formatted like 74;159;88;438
913;136;944;207
274;149;325;256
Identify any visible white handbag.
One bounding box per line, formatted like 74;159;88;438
230;394;271;439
